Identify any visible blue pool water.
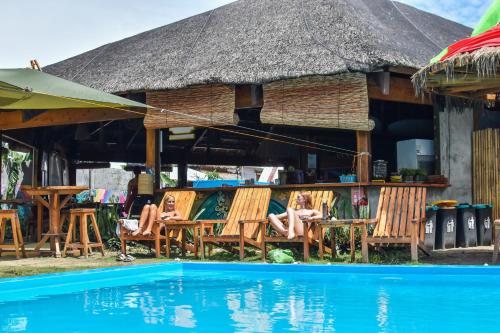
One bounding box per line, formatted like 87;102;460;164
1;263;500;332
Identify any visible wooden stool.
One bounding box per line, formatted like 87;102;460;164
63;208;105;258
0;210;27;259
492;220;500;263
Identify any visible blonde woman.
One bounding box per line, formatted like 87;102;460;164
268;192;322;239
132;195;182;236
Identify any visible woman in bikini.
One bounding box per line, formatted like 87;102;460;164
268;192;322;239
132;195;183;236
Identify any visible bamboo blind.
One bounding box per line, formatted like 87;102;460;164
473;128;500;220
261;74;374;131
144;84;235;129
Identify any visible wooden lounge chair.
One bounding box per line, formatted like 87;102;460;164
199;187;271;260
259;190;334;261
120;190;196;257
359;187;429;263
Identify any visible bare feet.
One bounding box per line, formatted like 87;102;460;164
142;230;152;236
287;230;295;240
132;227;143;236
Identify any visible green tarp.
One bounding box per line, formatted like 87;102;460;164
0;68;147;110
430;0;500;64
472;0;500;37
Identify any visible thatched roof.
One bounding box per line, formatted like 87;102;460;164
45;0;471;93
412;46;500;98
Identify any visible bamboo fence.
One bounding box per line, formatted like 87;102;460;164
473;128;500;220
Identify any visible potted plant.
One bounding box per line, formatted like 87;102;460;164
400;168;416;182
414;168;427;183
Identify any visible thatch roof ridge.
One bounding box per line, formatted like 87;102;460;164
45;0;471;93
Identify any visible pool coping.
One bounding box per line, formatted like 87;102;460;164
2;261;500;284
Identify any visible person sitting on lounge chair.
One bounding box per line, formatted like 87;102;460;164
131;195;183;236
268;192;322;239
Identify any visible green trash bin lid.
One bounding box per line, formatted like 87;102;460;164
455;204;472;209
472;204;493;209
426;206;439;211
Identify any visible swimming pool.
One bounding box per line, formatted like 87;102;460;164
1;263;499;332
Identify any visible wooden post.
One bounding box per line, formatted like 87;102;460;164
361;224;368;263
0;131;2;199
154;130;162;190
146;129;156;169
356;131;371;183
178;159;188;188
146;129;158;190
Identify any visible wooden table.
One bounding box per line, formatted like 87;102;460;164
22;186;88;257
317;220;365;262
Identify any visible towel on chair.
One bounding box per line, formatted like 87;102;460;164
116;219;139;237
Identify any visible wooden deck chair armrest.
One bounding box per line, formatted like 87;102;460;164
319;218;377;226
411;218;426;224
198;220;228;225
239;219;267;224
158;220;197;226
155;219;191;223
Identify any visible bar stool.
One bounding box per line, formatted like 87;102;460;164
63;208;105;258
0;210;27;259
493;220;500;263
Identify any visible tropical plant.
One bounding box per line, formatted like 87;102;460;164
1;145;31;199
206;169;222;180
415;168;427;176
160;172;176;187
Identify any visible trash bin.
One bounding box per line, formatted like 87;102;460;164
473;204;493;246
436;207;457;249
423;206;438;250
421;206;438;250
456;204;477;248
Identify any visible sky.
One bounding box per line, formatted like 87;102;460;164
0;0;493;68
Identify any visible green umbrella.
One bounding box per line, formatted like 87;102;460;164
0;68;147;109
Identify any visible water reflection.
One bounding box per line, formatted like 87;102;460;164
1;317;27;332
0;273;405;332
376;288;389;333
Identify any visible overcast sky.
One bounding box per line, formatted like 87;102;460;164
1;0;492;68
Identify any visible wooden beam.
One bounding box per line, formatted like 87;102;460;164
387;66;418;76
356;131;371;183
0;108;144;130
368;75;431;105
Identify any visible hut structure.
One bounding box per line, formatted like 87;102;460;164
38;0;470;190
413;0;500;219
4;0;473;212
